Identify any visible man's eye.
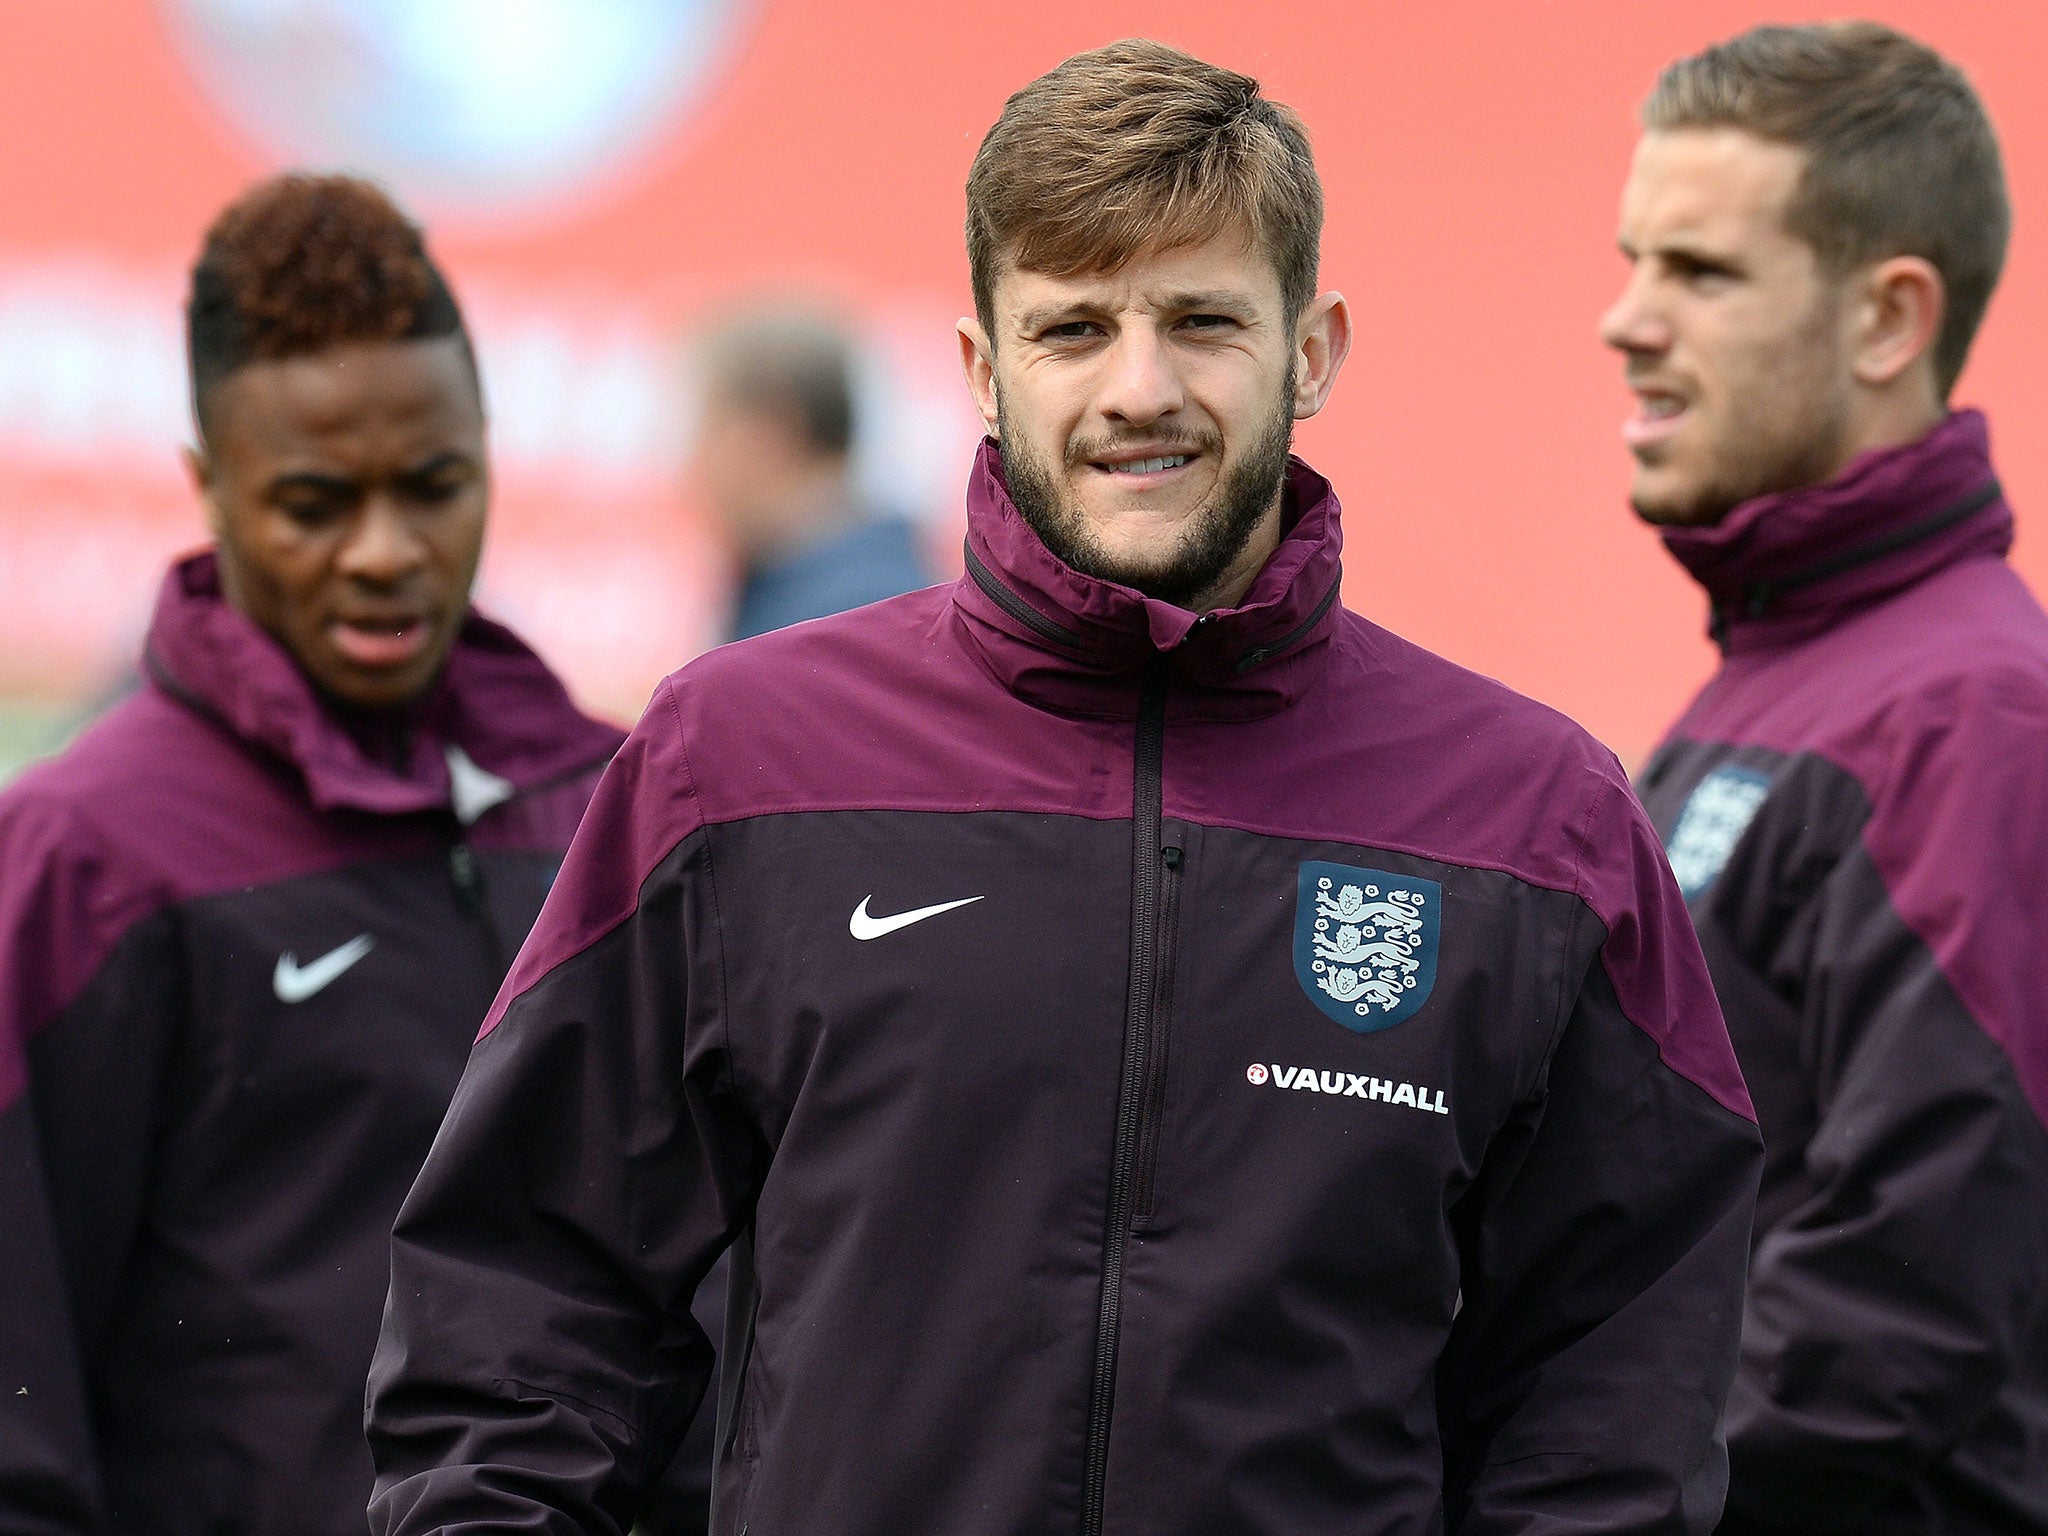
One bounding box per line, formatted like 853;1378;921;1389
406;477;467;506
278;498;343;526
1671;258;1736;284
1042;322;1098;340
1182;313;1236;330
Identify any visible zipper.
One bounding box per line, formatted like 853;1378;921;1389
963;542;1085;649
447;842;506;974
1082;660;1169;1536
1234;573;1342;674
1736;479;2002;619
1130;843;1182;1229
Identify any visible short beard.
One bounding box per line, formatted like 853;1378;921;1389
999;375;1296;610
1630;293;1855;527
1632;403;1851;527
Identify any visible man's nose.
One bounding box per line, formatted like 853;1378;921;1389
1096;328;1185;425
1598;269;1670;356
338;498;427;585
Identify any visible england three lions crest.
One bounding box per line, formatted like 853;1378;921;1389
1294;862;1442;1032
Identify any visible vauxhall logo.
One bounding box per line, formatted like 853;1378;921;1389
1246;1062;1451;1115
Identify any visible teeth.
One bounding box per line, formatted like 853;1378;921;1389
1107;454;1189;474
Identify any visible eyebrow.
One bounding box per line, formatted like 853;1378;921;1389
1159;290;1260;316
1621;228;1745;265
397;451;479;481
264;451;477;498
265;470;358;499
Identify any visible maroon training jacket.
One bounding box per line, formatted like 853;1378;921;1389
0;552;622;1535
1639;411;2048;1534
368;444;1763;1535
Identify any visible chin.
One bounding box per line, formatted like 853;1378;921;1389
1630;486;1733;529
322;664;439;713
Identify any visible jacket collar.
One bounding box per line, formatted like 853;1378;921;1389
952;438;1346;721
142;550;621;817
1661;409;2012;653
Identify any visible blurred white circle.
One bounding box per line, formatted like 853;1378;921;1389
160;0;747;222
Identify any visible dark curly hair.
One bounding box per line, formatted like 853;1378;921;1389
187;172;473;437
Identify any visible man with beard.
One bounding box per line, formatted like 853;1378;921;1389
1603;24;2048;1534
368;42;1761;1535
0;174;622;1534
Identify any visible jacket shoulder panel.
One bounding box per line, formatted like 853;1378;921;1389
9;683;422;895
478;686;708;1040
0;770;182;1109
1176;612;1623;888
1671;562;2048;1128
669;587;1129;827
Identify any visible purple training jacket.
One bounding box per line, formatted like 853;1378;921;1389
1639;410;2048;1535
368;443;1762;1536
0;552;622;1536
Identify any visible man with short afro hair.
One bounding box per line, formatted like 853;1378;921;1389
0;172;622;1535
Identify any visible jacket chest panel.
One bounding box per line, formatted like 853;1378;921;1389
167;852;535;1180
709;812;1583;1299
1639;737;1870;1205
1130;826;1580;1280
714;810;1135;1143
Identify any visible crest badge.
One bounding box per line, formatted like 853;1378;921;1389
1294;862;1442;1032
1664;764;1772;900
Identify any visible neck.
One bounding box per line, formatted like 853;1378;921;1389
1824;383;1947;484
738;462;856;564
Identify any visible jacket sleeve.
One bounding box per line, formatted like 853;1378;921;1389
367;693;763;1535
1718;686;2048;1534
1441;773;1762;1536
0;799;183;1535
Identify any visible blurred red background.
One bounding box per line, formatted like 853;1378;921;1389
1;0;2041;762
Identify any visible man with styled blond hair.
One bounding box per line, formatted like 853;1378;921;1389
368;42;1761;1534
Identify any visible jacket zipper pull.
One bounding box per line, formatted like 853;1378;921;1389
449;843;483;910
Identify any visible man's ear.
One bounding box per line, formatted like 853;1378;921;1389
1853;255;1944;391
183;443;227;541
957;318;1000;436
1292;291;1353;421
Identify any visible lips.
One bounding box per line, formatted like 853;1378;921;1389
1088;447;1201;485
1622;387;1691;452
328;613;433;671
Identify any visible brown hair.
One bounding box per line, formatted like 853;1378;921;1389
965;39;1322;336
187;173;469;432
1644;22;2008;396
697;308;857;457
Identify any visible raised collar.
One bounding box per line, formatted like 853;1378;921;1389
142;550;622;817
950;438;1346;721
1661;410;2012;653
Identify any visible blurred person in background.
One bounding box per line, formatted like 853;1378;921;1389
367;41;1760;1534
0;174;623;1535
690;309;933;643
1605;23;2048;1534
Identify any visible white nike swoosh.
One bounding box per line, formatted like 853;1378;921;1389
273;934;376;1004
849;895;984;941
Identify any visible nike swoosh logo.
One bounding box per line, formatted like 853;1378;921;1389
273;934;376;1004
849;895;984;941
